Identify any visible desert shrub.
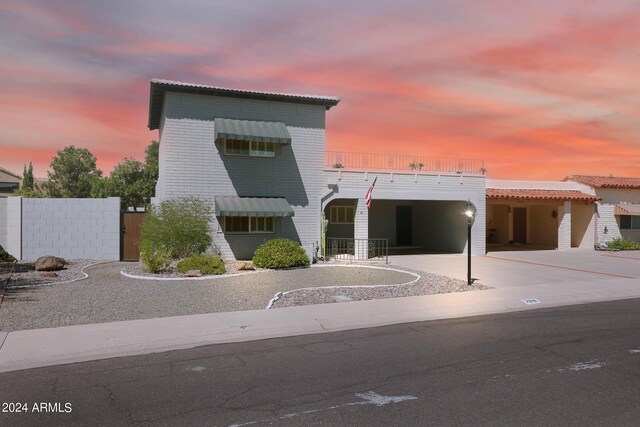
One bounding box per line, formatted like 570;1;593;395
252;238;309;269
140;244;172;273
0;244;16;262
177;255;225;275
606;238;640;250
139;197;213;272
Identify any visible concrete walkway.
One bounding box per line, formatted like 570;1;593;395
1;250;638;373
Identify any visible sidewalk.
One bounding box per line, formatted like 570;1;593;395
1;275;640;372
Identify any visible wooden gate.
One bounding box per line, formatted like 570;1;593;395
121;212;145;261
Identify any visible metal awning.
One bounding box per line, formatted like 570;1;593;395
214;118;291;145
614;204;640;215
214;196;294;217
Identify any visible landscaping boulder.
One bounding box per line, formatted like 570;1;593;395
184;269;202;277
238;261;255;271
35;256;66;271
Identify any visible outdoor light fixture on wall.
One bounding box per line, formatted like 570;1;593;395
465;201;477;286
551;210;558;219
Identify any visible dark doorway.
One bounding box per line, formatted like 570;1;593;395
396;206;412;246
121;212;145;261
512;208;527;244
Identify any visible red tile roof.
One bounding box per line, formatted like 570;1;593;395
486;188;599;202
564;175;640;189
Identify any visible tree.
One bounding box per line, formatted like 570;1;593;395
46;146;102;198
92;158;149;208
14;162;45;197
91;141;159;208
145;140;159;183
22;162;34;190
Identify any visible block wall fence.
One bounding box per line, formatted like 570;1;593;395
0;197;120;260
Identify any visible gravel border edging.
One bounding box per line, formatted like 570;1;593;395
120;269;263;281
6;260;113;290
266;264;421;309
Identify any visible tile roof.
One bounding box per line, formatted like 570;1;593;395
486;188;599;202
564;175;640;189
148;79;340;130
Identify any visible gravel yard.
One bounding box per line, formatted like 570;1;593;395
0;261;490;332
0;259;99;288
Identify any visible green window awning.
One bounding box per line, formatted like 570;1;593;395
214;118;291;145
214;196;295;217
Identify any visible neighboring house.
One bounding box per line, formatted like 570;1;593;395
486;180;598;250
0;167;21;197
564;175;640;244
148;79;487;260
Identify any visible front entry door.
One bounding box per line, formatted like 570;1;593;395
396;206;412;246
512;207;527;244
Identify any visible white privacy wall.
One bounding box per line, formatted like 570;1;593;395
0;197;121;260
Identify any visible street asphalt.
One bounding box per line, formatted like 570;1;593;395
1;298;639;426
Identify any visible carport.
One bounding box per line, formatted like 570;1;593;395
486;188;598;251
324;198;473;255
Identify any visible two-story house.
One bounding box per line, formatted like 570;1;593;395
148;79;487;261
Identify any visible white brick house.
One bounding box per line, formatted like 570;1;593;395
148;79;488;260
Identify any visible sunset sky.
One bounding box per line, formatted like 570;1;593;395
1;0;639;180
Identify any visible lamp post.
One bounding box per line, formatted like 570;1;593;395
465;201;477;286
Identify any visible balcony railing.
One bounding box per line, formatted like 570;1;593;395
326;151;485;174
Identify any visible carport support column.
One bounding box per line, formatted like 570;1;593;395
354;198;369;260
558;201;571;251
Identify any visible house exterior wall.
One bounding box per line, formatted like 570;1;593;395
593;188;640;244
156;91;327;260
527;205;558;247
20;197;120;260
486;204;510;245
571;203;595;248
0;198;7;249
323;170;486;255
0;169;21;197
557;201;572;250
325;199;356;239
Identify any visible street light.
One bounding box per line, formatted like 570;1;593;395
465;201;477;286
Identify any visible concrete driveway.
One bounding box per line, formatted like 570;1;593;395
389;250;640;290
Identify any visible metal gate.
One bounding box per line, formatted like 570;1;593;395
121;211;145;261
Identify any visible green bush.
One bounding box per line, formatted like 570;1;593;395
139;197;213;272
606;238;640;250
140;244;172;273
252;238;310;269
0;244;16;262
177;255;225;275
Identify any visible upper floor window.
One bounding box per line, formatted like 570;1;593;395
224;139;276;158
330;206;355;224
620;215;640;230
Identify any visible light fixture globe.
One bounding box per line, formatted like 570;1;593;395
464;201;477;224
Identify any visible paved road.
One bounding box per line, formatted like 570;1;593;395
1;298;640;426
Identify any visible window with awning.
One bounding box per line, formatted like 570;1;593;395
215;118;291;144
